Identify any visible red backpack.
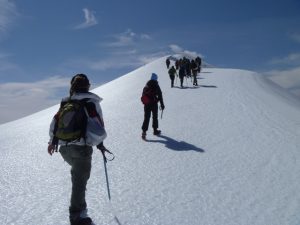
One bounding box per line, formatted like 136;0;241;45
141;86;156;105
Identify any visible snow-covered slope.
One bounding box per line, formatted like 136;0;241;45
1;57;300;225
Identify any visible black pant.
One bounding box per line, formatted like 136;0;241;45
193;73;198;85
179;75;184;87
142;104;158;132
170;75;175;87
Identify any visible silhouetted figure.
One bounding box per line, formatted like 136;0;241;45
168;66;177;88
191;60;198;86
166;58;171;69
195;56;202;73
179;65;186;88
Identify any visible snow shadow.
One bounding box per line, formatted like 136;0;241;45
145;134;205;153
173;86;200;89
199;85;217;88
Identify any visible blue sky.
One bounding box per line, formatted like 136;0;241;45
1;0;300;123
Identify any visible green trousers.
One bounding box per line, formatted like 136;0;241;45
59;145;93;214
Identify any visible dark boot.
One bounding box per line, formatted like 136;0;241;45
72;217;92;225
70;209;92;225
153;129;161;135
142;131;146;140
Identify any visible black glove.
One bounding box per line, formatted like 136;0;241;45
160;104;165;110
97;142;106;152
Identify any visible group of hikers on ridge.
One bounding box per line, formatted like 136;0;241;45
166;56;202;88
140;55;202;140
46;55;201;225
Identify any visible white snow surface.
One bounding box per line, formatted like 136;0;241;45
1;56;300;225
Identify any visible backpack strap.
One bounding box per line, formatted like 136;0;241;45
51;98;70;146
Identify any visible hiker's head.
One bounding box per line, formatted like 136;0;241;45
151;73;158;81
70;73;90;95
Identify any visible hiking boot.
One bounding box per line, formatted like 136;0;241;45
71;217;92;225
70;209;93;225
142;131;146;139
153;129;161;135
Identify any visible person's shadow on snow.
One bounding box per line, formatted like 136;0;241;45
145;134;205;153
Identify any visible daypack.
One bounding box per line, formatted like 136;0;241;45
141;95;150;105
55;98;88;142
141;86;156;105
168;67;176;76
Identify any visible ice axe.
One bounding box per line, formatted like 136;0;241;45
100;147;114;199
99;147;122;225
159;106;164;119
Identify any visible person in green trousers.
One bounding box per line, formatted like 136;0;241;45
48;74;108;225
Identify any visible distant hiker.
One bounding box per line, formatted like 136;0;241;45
185;59;191;77
191;60;198;86
195;56;202;73
48;74;109;225
175;60;179;70
168;66;177;88
141;73;165;139
179;64;186;88
166;58;171;69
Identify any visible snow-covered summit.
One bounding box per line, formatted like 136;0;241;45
1;56;300;225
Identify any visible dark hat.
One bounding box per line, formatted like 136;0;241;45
70;74;90;94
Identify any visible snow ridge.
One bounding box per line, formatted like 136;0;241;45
1;56;300;225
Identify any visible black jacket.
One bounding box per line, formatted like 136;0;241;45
143;80;164;107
